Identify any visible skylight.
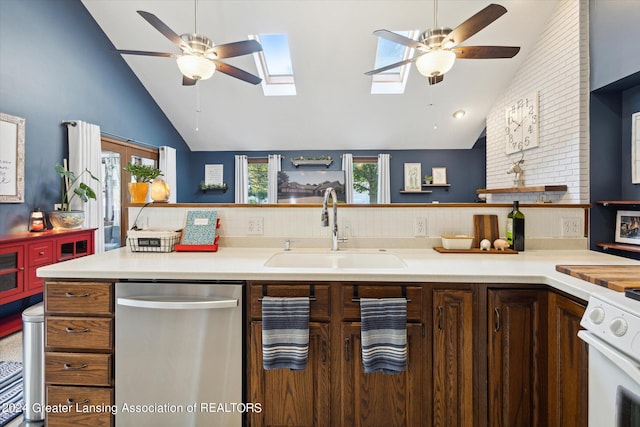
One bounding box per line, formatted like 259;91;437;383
371;30;419;95
250;33;296;96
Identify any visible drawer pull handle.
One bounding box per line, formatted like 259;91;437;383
494;308;501;332
63;363;88;370
65;327;89;334
39;251;45;255
66;398;90;405
65;292;90;298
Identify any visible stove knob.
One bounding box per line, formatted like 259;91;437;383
609;317;628;337
589;307;606;324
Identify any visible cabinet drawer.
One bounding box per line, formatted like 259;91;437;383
46;352;112;386
46;317;113;351
46;282;113;315
46;385;113;427
341;284;423;321
29;241;53;266
249;283;330;321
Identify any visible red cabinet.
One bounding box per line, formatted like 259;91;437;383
0;229;95;338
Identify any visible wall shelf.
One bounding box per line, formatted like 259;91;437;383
423;184;450;191
476;185;567;195
400;190;433;194
596;200;640;207
200;184;228;194
596;243;640;254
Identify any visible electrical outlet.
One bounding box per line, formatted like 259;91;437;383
414;217;427;237
247;217;264;235
561;218;581;237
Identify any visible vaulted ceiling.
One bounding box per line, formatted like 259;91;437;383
81;0;559;151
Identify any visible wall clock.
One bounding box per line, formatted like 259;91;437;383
505;91;539;154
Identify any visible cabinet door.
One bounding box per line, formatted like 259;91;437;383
0;244;24;304
488;289;547;427
547;293;587;427
340;322;424;427
248;321;331;427
433;289;474;427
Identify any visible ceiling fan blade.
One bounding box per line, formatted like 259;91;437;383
182;76;198;86
209;40;263;59
373;29;426;50
444;4;507;47
116;49;176;58
428;75;444;85
213;61;262;85
364;56;419;75
137;10;188;50
453;45;520;59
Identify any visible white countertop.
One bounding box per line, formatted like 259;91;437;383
37;247;640;303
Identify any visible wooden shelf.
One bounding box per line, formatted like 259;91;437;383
596;243;640;253
597;200;640;207
476;185;567;195
400;190;433;194
422;184;451;188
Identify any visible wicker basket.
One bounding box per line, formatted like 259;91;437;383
127;230;182;253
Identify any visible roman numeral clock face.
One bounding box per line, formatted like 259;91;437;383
505;92;539;154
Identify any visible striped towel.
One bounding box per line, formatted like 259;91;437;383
360;298;407;374
262;297;310;370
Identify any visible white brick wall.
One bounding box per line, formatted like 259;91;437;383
486;0;590;203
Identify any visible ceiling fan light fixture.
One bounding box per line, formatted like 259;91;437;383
176;54;215;81
415;49;456;78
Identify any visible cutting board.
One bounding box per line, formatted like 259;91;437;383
473;214;500;248
555;265;640;292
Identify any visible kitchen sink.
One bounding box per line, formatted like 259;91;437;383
264;251;407;269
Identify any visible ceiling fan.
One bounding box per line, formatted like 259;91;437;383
116;1;263;86
365;2;520;85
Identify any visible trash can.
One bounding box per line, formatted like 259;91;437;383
22;302;44;422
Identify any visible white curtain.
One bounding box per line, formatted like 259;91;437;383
342;153;354;204
159;146;177;203
67;121;104;253
267;154;282;204
377;153;391;204
234;155;248;203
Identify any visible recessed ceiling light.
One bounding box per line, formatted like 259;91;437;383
453;110;466;119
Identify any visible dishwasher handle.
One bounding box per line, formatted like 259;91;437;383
117;296;238;310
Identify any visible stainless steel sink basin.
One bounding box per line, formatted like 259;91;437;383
264;251;406;269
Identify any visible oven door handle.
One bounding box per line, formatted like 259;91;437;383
117;296;238;310
578;331;640;384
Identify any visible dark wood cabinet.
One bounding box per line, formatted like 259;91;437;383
0;229;95;338
487;289;548;427
547;292;588;427
432;288;474;427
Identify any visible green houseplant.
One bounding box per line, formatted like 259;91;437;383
49;163;100;229
124;163;163;203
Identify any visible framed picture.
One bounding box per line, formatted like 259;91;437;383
0;112;25;203
632;112;639;184
277;170;346;203
404;163;421;191
615;210;640;245
432;167;447;185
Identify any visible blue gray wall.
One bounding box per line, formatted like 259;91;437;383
0;0;191;235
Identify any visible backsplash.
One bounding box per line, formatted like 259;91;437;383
129;205;588;250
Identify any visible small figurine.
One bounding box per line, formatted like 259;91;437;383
480;239;492;251
493;239;509;251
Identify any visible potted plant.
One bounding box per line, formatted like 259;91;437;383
49;163;100;229
124;163;163;203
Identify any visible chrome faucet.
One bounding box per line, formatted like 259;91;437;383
321;187;342;251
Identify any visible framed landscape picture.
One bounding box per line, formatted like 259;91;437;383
615;210;640;245
277;170;346;203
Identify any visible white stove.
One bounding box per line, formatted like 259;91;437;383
579;291;640;426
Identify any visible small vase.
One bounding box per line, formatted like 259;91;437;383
128;182;149;203
49;210;85;229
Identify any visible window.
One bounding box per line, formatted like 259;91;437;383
250;33;296;96
248;158;268;204
352;157;378;204
370;30;419;95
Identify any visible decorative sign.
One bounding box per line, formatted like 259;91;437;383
205;164;223;186
0;112;25;203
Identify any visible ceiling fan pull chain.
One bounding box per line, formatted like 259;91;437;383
194;0;199;35
433;0;438;29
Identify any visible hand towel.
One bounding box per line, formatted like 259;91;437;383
360;297;407;374
262;297;310;370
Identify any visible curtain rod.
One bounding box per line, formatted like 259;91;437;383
61;121;158;149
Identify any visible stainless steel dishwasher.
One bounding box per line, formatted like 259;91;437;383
115;281;243;426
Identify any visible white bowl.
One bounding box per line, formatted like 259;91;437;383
441;235;474;250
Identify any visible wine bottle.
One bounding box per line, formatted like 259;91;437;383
506;201;525;251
